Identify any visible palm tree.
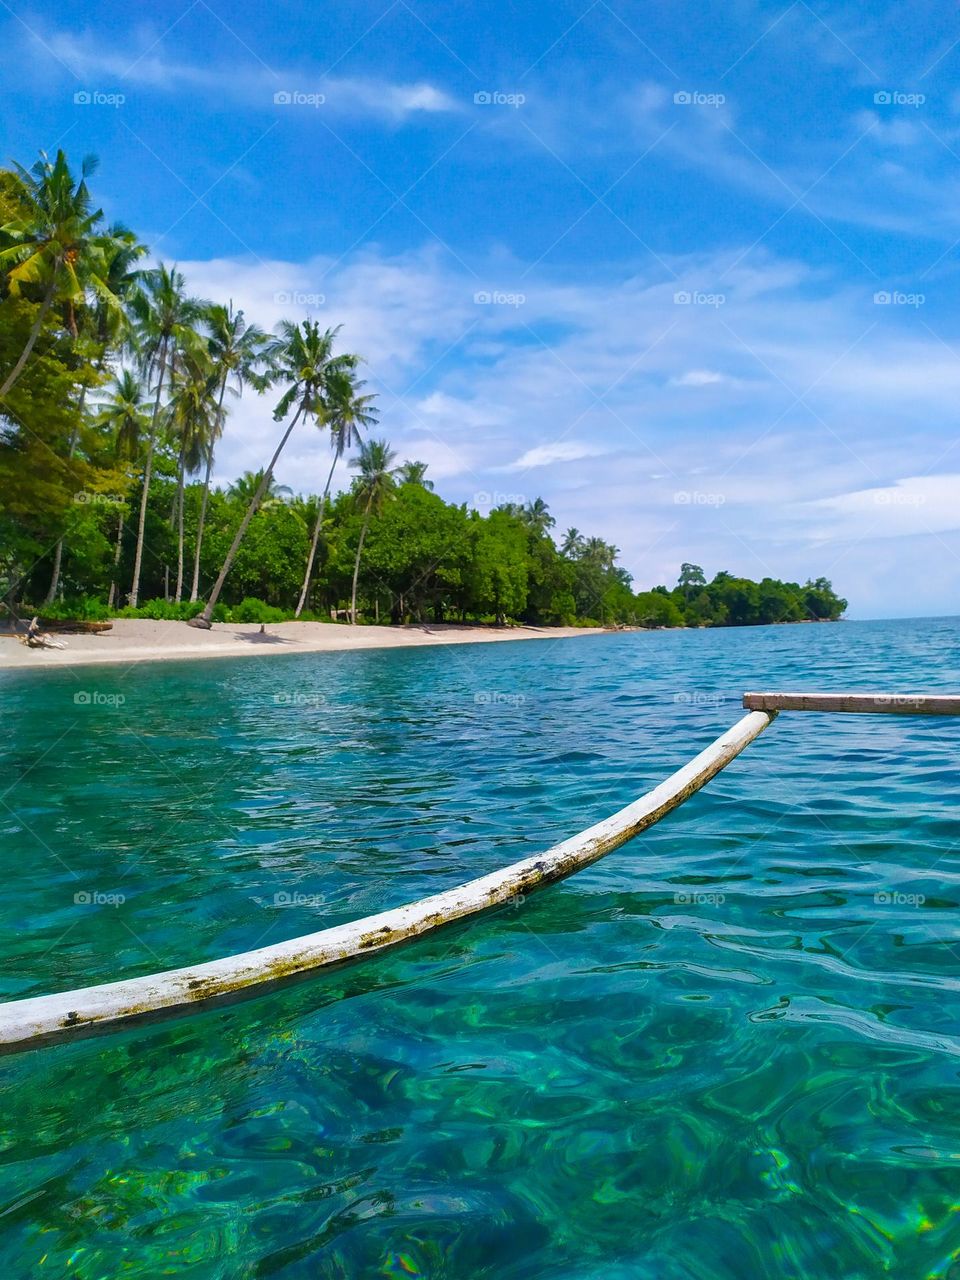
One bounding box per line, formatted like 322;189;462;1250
96;370;148;607
0;150;121;397
397;459;433;490
41;221;148;604
189;320;358;628
168;347;218;601
191;303;267;600
561;527;584;558
349;438;399;625
227;470;292;507
582;536;618;572
294;373;379;617
91;223;148;352
523;497;555;536
127;264;205;606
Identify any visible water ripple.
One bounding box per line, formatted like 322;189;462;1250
1;618;960;1275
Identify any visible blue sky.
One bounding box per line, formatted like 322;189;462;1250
4;0;960;617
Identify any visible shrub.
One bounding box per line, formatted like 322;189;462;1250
114;599;229;622
231;597;286;624
29;596;111;622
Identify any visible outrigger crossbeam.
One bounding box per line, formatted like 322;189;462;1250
744;692;960;716
1;690;957;1055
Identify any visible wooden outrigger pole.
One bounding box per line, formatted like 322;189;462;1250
0;691;956;1055
744;692;960;715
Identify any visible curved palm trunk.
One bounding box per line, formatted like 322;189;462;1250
190;378;226;602
44;539;64;607
44;382;91;605
190;443;215;602
175;471;186;602
129;338;168;608
107;510;124;608
191;406;303;627
0;268;59;400
350;494;373;625
174;445;186;602
294;450;339;617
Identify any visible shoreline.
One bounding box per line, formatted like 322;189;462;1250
0;619;610;672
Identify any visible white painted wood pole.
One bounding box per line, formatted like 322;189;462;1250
744;692;960;715
0;709;774;1054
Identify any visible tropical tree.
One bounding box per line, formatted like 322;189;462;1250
561;527;584;557
0;151;121;397
465;507;528;624
397;459;433;490
349;438;399;624
189;319;358;628
96;370;148;606
678;562;706;599
168;347;218;601
227;470;292;507
294;373;379;617
40;222;148;604
582;536;618;572
91;223;147;352
127;264;205;606
192;303;267;600
361;483;466;623
522;497;555;536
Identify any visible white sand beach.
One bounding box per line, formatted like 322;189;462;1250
0;618;610;671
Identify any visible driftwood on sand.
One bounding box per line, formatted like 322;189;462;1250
18;617;68;650
39;619;111;635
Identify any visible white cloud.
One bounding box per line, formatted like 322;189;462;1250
670;369;728;387
173;243;960;618
38;31;461;121
804;475;960;538
516;70;960;240
507;441;606;469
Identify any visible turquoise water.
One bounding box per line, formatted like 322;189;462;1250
2;618;960;1277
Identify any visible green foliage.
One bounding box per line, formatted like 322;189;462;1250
29;595;110;622
357;485;467;622
205;502;309;606
0;147;848;636
663;566;845;627
115;598;210;621
464;509;528;624
231;597;286;623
